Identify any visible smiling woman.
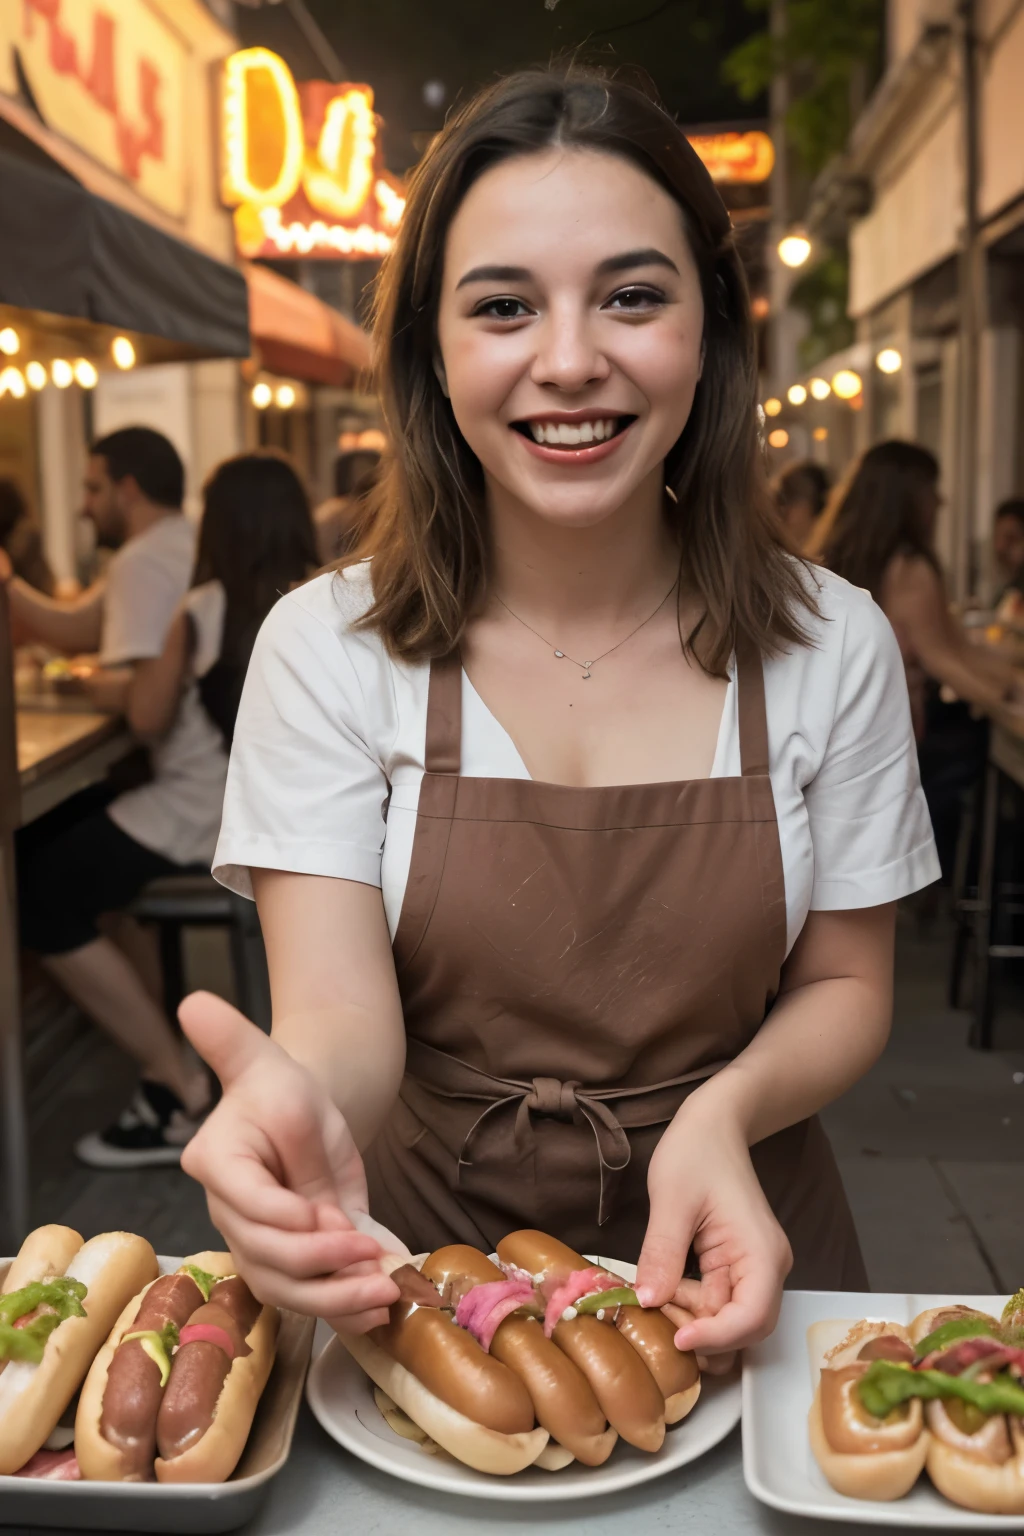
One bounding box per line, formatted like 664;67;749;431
177;68;939;1369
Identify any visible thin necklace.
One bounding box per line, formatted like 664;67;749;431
494;580;678;680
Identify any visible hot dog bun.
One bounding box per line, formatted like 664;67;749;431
908;1306;999;1347
420;1245;617;1467
0;1232;157;1476
808;1382;930;1501
925;1403;1024;1514
2;1226;83;1296
337;1325;550;1475
496;1231;667;1453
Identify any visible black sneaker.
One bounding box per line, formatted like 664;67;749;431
74;1081;207;1170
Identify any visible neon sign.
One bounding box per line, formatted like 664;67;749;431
221;48;404;261
687;131;775;184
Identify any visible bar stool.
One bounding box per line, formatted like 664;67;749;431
129;873;271;1033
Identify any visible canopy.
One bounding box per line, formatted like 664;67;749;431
246;262;372;386
0;121;249;358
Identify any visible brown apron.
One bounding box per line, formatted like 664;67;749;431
365;641;867;1289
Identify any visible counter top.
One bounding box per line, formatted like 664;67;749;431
16;707;122;781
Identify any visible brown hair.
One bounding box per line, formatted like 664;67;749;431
347;65;816;675
822;440;940;600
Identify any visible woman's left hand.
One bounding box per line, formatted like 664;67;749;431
633;1098;792;1365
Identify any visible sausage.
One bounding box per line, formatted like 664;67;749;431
373;1297;535;1435
99;1273;203;1479
497;1231;667;1452
615;1305;699;1403
155;1277;261;1462
420;1246;615;1466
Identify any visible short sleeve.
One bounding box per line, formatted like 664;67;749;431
805;590;940;909
213;592;390;899
100;544;185;666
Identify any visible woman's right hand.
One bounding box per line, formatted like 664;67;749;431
178;991;400;1331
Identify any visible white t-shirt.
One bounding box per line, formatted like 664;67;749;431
108;581;230;868
214;564;940;954
98;514;197;668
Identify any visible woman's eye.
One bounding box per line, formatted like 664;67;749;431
605;286;666;312
475;297;532;320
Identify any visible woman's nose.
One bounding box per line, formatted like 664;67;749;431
530;308;610;393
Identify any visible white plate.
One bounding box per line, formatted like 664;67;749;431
743;1289;1024;1528
306;1256;740;1501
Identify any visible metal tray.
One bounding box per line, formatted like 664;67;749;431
0;1254;315;1533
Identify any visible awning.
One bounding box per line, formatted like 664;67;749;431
246;262;372;386
0;119;249;358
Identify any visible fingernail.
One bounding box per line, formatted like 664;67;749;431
634;1285;656;1307
675;1327;696;1349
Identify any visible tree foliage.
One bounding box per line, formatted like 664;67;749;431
723;0;883;177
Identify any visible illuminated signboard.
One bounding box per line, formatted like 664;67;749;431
2;0;186;216
221;48;405;260
687;131;775;184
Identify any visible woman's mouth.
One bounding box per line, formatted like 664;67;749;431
510;414;637;464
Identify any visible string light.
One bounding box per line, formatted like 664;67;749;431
778;234;811;268
787;383;807;406
0;366;26;398
813;426;828;441
51;359;73;388
306;88;377;220
763;397;782;417
221;48;305;209
251;382;272;408
74;359;98;388
275;383;296;408
0;327;20;356
809;377;831;400
112;336;136;369
25;361;48;390
768;428;789;448
875;347;902;374
831;369;862;400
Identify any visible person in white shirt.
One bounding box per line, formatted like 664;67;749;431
11;435;316;1166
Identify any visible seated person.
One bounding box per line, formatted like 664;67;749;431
772;460;831;550
992;498;1024;614
0;477;54;596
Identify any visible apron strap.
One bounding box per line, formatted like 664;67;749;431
425;650;463;775
736;632;770;778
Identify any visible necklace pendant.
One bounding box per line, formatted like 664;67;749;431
582;671;592;680
554;650;564;658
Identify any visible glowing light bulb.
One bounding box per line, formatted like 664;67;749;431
25;361;48;390
0;366;26;398
251;382;272;409
0;327;20;356
51;359;73;388
767;428;789;449
813;426;828;441
778;234;811;268
275;383;296;409
74;359;98;388
112;336;136;369
831;369;862;400
875;347;902;374
763;397;783;417
809;377;831;400
787;383;807;406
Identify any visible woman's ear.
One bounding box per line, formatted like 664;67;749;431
433;353;450;398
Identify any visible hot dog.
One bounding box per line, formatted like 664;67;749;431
808;1296;1024;1513
419;1245;618;1466
0;1229;157;1476
808;1319;930;1501
496;1231;672;1452
76;1251;278;1484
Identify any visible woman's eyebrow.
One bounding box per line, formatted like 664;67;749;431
456;264;531;290
595;247;679;277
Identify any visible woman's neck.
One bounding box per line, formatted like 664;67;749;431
485;465;680;626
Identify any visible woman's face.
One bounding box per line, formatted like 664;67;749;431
994;514;1024;579
435;147;705;530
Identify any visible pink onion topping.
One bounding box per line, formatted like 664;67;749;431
454;1279;536;1353
178;1322;235;1360
543;1268;621;1338
14;1448;81;1480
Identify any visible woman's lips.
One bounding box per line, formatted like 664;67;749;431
512;418;635;466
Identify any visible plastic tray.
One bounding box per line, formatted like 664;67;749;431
0;1254;314;1533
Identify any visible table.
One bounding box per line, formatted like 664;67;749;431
237;1406;901;1536
0;592;134;1248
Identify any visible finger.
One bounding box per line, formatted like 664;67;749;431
186;1139;322;1233
179;991;276;1087
635;1190;700;1308
327;1307;392;1335
208;1203;383;1280
696;1350;737;1376
238;1262;399;1319
673;1270;782;1355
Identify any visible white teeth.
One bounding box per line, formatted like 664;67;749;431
527;417;620;445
